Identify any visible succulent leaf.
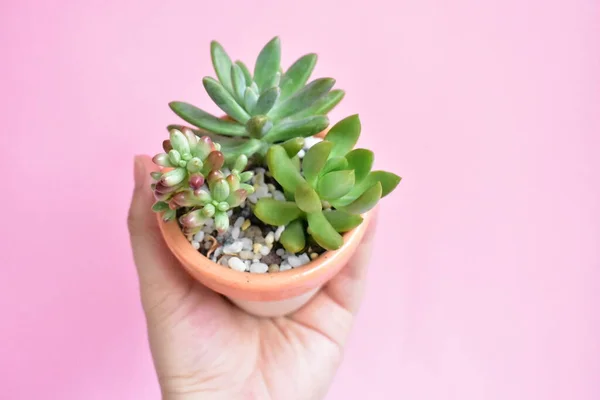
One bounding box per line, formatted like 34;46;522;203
210;41;234;94
239;171;254;182
162;209;176;222
254;198;302;226
233;154;248;172
212;179;230;202
214;211;230;233
252;87;280;116
222;139;264;165
169;129;191;156
188;173;205;189
320;156;348;176
160;168;186;187
268;78;336;120
307;211;344;250
169;102;246;136
323;210;363;232
230;63;247;104
235;60;252;83
280;219;306;253
227;188;247;207
152;201;170;212
186;157;203;173
152;153;172;167
262;71;281;92
194;136;215;159
244;88;259;114
324;114;361;158
295;182;322;213
333;170;401;207
266;145;305;193
302;140;333;186
317;170;355;200
226;173;240;191
168;149;182;166
345;149;374;183
202;77;250;124
240;183;255;195
281;137;305;158
339;181;382;214
150;171;163;180
202;203;216;217
289;89;345;119
253;37;281;92
279;53;317;100
201;151;225;175
262;115;329;143
246;115;273;138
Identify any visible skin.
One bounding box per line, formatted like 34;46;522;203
127;155;377;400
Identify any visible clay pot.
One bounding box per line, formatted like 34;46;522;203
158;210;373;317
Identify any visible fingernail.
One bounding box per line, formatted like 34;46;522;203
134;156;145;189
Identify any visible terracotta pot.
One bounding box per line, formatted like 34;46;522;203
158;209;373;317
157;125;372;317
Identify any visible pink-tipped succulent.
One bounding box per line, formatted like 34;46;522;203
150;128;254;234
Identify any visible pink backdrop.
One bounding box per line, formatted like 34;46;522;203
1;0;598;399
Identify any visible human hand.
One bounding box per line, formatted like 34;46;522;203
127;155;377;400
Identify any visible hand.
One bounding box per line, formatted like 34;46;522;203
127;155;377;400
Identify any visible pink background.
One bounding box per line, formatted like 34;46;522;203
1;0;598;399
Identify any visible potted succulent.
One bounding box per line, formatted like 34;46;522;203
150;37;401;317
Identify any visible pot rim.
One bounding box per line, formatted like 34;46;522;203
157;209;373;298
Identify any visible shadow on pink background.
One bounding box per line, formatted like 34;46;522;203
1;0;598;399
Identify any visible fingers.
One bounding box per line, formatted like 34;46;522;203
127;155;194;312
289;208;378;347
323;206;378;314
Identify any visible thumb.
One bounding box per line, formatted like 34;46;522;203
127;155;192;312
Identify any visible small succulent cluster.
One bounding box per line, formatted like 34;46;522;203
253;115;399;252
150;127;254;234
150;36;401;265
168;36;344;164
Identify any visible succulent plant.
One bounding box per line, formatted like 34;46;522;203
167;36;345;164
253;115;401;252
150;127;254;233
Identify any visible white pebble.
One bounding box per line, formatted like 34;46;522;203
213;247;223;258
299;253;311;265
280;261;292;271
234;217;245;228
274;225;285;241
304;136;323;149
276;248;285;256
248;194;258;204
265;232;275;245
273;191;286;201
193;231;205;242
223;241;244;255
256;185;269;198
245;260;251;268
191;241;200;250
250;263;269;273
241;238;253;250
228;257;246;272
259;246;270;256
288;255;302;268
227;210;233;217
239;250;254;260
297;149;306;158
231;226;241;239
255;167;266;174
204;218;214;227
